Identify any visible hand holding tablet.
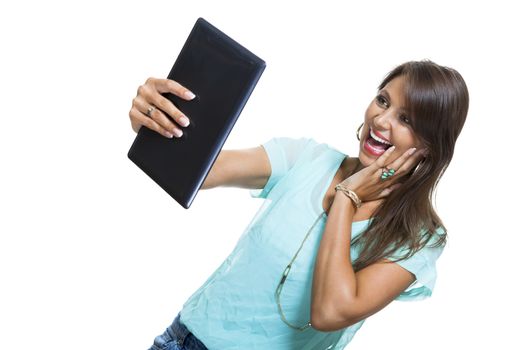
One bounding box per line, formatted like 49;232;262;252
128;18;266;209
130;77;196;138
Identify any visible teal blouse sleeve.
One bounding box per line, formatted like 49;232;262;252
388;227;446;301
249;136;312;199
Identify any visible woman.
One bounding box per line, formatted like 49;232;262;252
129;60;469;350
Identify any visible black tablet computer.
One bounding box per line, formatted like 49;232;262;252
128;17;266;209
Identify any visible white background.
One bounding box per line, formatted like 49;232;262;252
1;0;523;349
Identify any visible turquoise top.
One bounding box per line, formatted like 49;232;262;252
180;137;445;349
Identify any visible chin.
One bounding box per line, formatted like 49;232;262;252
357;138;377;166
358;150;375;167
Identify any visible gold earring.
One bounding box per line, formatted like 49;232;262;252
356;123;364;141
412;159;424;174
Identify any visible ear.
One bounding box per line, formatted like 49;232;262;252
414;135;427;155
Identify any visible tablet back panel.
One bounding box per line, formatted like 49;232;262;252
128;18;265;209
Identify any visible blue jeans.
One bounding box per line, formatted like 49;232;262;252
148;312;208;350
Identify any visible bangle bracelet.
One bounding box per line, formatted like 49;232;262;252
334;184;362;209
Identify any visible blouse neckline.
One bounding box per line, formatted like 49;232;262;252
315;151;371;226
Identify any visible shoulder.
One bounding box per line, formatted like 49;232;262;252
388;226;447;301
261;136;338;163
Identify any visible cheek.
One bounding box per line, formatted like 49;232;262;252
397;130;420;149
410;134;426;149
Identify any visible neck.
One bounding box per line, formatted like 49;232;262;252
339;157;381;220
343;157;364;179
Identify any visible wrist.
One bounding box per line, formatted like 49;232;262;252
336;178;358;193
334;184;362;210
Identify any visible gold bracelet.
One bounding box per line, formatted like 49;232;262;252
334;184;362;209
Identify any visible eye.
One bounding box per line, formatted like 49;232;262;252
375;94;389;108
400;114;411;124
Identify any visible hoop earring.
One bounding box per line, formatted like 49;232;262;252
413;159;424;174
356;122;364;141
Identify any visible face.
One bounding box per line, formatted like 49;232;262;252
358;75;424;166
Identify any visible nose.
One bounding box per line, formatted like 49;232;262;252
372;109;394;131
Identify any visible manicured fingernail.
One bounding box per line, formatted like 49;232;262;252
165;132;173;138
409;148;417;155
388;146;396;151
185;91;196;100
173;129;183;138
179;116;190;127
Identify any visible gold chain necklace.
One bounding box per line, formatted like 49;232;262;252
274;157;360;331
274;210;325;331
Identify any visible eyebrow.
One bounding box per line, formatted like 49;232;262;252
379;89;408;114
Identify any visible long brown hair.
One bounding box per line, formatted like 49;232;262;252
352;60;469;272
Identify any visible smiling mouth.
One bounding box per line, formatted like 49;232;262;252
364;128;394;156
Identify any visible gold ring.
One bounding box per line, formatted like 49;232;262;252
146;105;156;117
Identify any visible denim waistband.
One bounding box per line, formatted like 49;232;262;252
167;313;208;350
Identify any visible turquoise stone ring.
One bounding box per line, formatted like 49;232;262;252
380;167;395;181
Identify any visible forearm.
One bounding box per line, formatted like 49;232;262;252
311;190;358;327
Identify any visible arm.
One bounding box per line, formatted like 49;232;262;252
310;191;415;331
201;145;271;190
311;146;426;331
129;77;272;191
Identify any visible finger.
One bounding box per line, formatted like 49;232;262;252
137;83;191;129
387;147;417;171
372;146;396;170
129;106;175;139
132;95;183;138
397;148;427;174
148;91;191;128
149;77;196;100
378;183;402;198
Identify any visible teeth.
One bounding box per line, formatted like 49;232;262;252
370;129;392;145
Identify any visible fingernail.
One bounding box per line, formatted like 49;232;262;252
185;91;196;100
173;129;183;138
388;146;396;151
179;116;190;127
165;132;173;138
409;148;417;155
